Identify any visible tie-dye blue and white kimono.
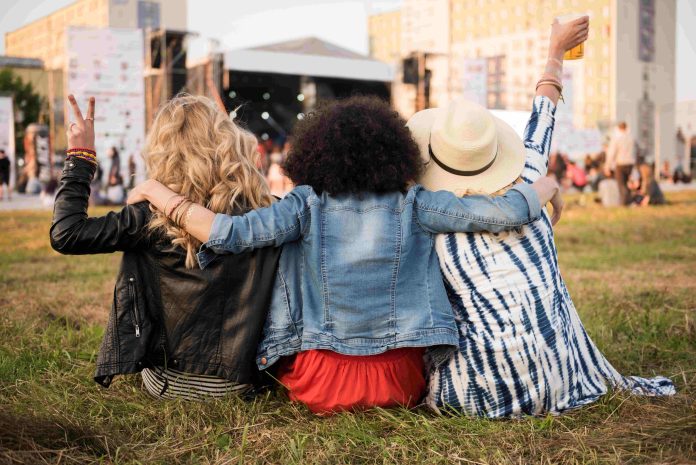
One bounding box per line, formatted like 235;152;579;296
426;96;675;417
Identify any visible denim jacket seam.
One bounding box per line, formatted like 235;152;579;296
320;214;331;326
412;209;430;234
415;206;524;226
229;222;300;247
277;269;300;336
323;205;398;214
297;204;311;236
389;213;402;337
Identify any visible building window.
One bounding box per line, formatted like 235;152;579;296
138;1;161;30
486;55;506;109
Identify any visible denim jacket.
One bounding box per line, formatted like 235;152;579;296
197;184;542;369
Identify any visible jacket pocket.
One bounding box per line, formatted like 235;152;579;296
127;277;142;338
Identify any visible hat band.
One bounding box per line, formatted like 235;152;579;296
428;141;499;177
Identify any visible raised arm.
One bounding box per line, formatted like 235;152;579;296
522;15;588;183
521;97;557;183
50;96;150;254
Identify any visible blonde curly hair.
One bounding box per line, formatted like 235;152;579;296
144;94;272;268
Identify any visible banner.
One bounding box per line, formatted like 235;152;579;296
638;0;655;62
66;27;146;184
0;97;16;189
461;59;487;107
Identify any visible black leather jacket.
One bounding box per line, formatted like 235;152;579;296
50;157;280;387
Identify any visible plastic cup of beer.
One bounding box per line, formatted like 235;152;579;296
556;13;586;60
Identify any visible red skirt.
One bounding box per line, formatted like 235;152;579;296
277;348;425;415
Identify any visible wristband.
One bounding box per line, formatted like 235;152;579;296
67;147;96;155
66;153;97;166
536;78;564;102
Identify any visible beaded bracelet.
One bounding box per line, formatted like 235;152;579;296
68;147;96;155
66;151;97;166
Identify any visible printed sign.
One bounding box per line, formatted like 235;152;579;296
639;0;655;63
66;27;146;183
461;59;487;107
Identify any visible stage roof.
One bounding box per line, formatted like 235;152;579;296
223;37;394;82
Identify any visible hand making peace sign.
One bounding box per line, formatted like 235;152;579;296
66;94;96;151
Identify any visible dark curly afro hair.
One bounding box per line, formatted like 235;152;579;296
283;96;423;195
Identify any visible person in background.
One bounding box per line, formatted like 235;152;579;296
660;160;671;181
127;153;137;189
89;160;104;206
565;159;587;191
256;143;269;175
0;149;10;201
634;164;665;206
672;164;692;184
106;146;125;204
282;139;292;158
605;122;636;205
267;150;293;197
548;152;566;184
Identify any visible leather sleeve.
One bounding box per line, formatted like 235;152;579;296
50;157;151;254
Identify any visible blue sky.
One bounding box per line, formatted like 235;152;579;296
1;0;694;101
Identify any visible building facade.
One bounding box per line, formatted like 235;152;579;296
4;0;187;149
369;0;677;164
368;9;401;64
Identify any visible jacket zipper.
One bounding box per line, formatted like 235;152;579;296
128;277;141;338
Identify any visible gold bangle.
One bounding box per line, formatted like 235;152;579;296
536;80;563;92
181;203;195;230
176;201;191;226
536;79;565;103
169;198;187;223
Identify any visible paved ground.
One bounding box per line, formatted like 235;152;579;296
0;194;54;212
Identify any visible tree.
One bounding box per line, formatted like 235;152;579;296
0;68;45;155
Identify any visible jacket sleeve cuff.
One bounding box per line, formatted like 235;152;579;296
63;155;97;178
510;183;542;221
196;213;231;269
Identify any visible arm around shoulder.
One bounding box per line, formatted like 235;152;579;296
414;183;542;234
196;185;312;266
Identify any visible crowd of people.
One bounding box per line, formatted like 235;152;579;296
545;121;694;207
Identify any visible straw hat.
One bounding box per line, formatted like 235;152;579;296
406;99;525;195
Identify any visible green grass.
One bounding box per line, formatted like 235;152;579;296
1;194;695;464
